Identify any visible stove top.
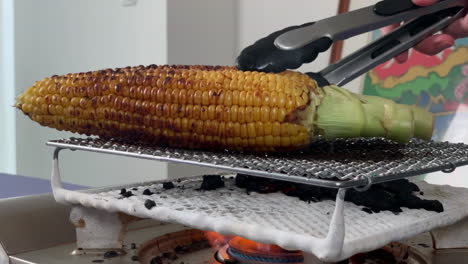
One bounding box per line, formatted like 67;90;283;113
2;194;468;264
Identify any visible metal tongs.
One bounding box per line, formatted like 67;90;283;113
274;0;466;86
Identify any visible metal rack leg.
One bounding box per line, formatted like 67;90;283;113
51;148;65;201
319;188;347;261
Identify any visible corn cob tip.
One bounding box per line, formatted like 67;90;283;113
314;85;434;142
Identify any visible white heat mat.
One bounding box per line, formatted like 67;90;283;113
51;161;468;262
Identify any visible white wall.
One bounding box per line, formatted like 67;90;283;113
167;0;238;66
0;0;16;175
14;0;169;187
165;0;238;178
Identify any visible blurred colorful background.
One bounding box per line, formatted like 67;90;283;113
363;33;468;185
364;34;468;142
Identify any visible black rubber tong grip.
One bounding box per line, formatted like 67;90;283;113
236;22;333;73
374;0;419;16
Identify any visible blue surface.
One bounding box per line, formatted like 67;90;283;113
0;173;87;199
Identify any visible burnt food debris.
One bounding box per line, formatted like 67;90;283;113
349;248;397;263
234;174;443;214
162;252;179;260
163;182;175;190
199;175;225;190
145;199;157;210
150;256;163;264
120;188;134;198
175;245;189;254
103;250;119;258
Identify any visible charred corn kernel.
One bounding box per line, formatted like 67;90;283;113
222;106;230;122
253;91;262;107
16;64;434;152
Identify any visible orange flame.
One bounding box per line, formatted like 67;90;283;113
205;231;302;258
228;236;301;256
204;231;234;249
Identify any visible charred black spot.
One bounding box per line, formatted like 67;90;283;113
162;182;175;190
144;199;156;210
150;256;163;264
103;251;119;258
143;189;154;195
91;97;98;107
163;77;172;86
120;188;134;198
115;84;122;93
199;175;225;190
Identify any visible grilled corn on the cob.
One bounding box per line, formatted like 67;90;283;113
15;65;433;152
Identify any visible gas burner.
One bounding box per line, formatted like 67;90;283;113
226;237;303;264
137;230;429;264
137;229;214;264
137;230;306;264
215;245;237;264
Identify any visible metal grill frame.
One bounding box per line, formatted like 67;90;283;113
47;137;468;189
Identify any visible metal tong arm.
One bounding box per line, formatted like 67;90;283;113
274;0;465;50
322;6;465;86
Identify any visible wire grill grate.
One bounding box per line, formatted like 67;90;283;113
47;137;468;188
